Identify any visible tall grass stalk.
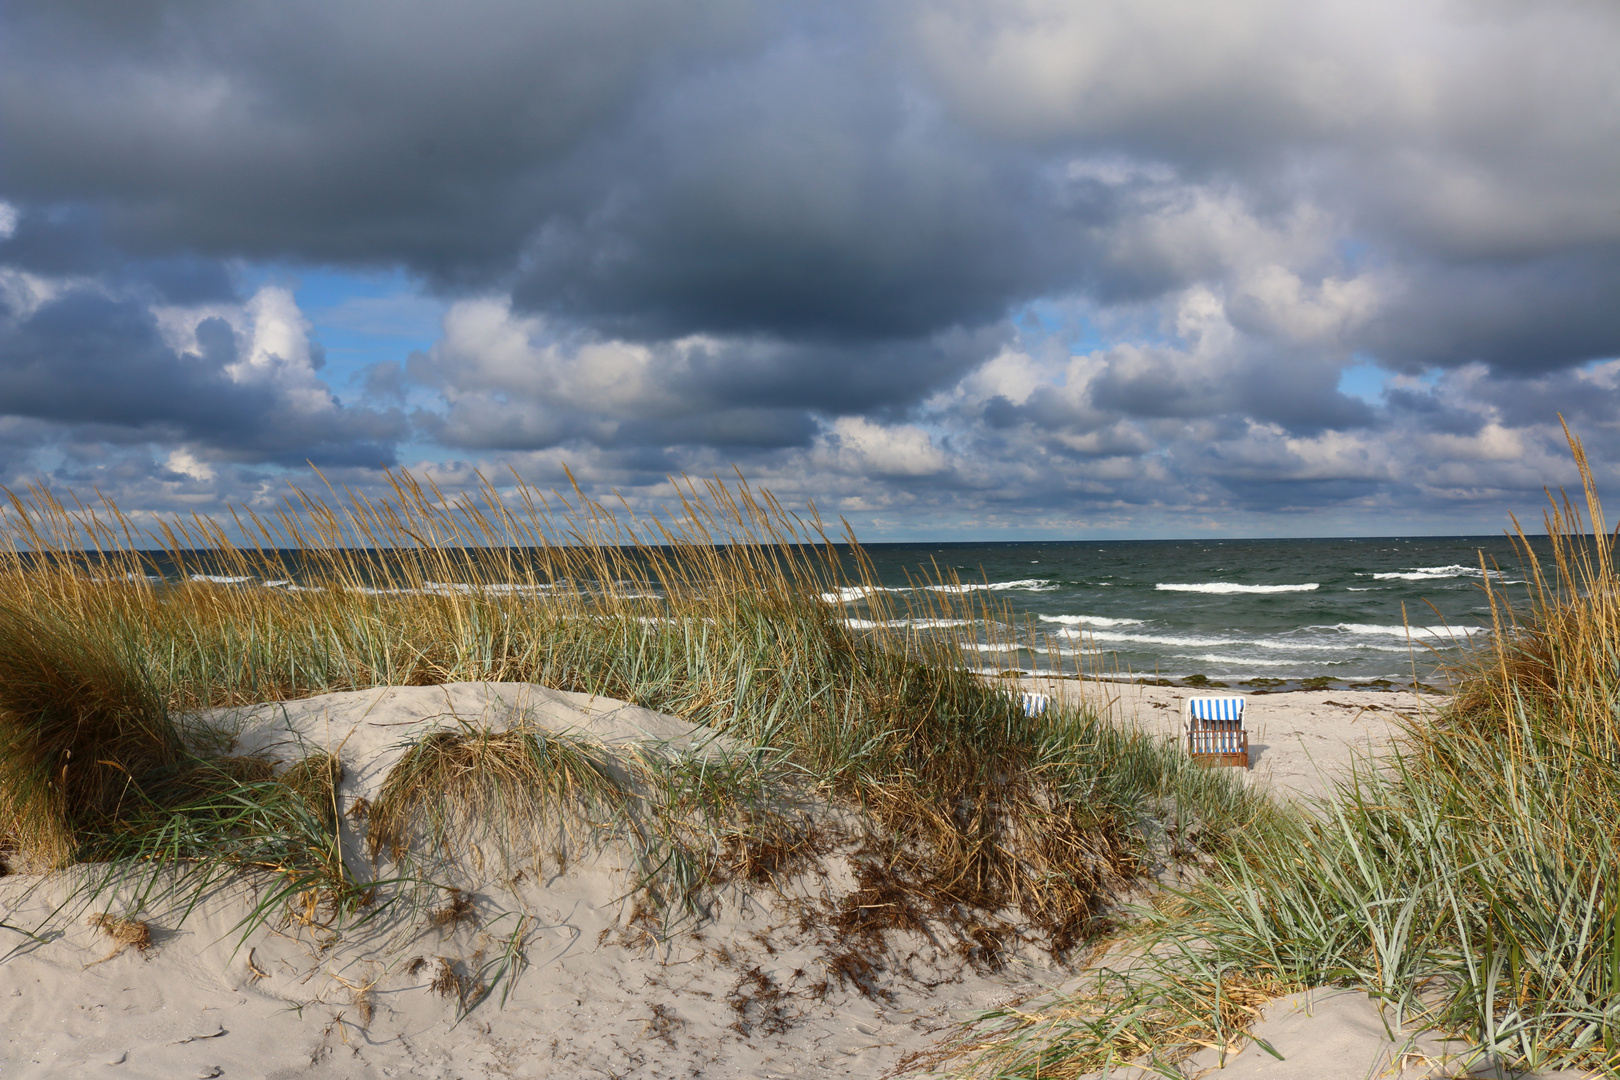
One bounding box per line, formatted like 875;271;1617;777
0;469;1260;962
936;425;1620;1077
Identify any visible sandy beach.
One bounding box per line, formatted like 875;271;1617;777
0;681;1578;1079
1021;676;1437;804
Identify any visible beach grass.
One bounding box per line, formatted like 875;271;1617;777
0;470;1263;961
932;426;1620;1078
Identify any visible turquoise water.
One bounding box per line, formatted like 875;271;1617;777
848;536;1545;688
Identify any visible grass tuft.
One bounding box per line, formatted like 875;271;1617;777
87;912;151;953
931;423;1620;1078
0;467;1263;992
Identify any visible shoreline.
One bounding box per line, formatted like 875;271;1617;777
1018;675;1441;803
987;668;1448;695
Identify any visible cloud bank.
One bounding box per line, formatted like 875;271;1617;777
2;0;1618;533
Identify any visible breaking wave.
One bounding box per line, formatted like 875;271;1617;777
1155;582;1319;594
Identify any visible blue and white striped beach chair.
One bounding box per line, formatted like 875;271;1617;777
1183;696;1248;767
1020;692;1049;718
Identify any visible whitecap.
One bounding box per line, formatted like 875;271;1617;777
1370;564;1511;581
1036;614;1146;628
819;584;911;603
1058;628;1237;648
1173;654;1301;667
1155;582;1319;594
841;617;977;630
189;574;252;584
924;578;1058;594
1333;622;1488;639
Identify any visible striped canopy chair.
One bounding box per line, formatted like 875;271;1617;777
1019;691;1050;718
1183;696;1248;767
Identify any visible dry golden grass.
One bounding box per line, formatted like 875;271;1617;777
84;912;153;966
929;424;1620;1078
0;467;1261;965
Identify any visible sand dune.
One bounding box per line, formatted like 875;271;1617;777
0;682;1580;1079
0;683;1072;1079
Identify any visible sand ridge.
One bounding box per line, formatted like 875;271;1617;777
0;681;1585;1079
0;683;1072;1079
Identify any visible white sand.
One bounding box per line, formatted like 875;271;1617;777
0;683;1072;1079
0;681;1583;1079
1020;675;1436;803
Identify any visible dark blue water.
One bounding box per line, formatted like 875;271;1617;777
842;536;1544;688
118;534;1544;690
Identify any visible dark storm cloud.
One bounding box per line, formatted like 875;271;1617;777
0;281;403;466
1360;250;1620;375
8;0;1620;379
2;0;1620;530
0;207;238;304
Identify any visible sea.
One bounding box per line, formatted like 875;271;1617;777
845;535;1546;690
130;533;1544;692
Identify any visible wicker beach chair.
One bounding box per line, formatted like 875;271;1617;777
1183;695;1248;767
1020;691;1049;718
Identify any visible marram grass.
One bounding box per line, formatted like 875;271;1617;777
0;469;1262;967
929;426;1620;1079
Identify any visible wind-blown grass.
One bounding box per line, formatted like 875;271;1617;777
0;469;1261;967
933;426;1620;1078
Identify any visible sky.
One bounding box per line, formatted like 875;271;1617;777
2;0;1619;540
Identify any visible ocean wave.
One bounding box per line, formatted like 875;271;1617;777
1255;638;1412;654
924;578;1058;594
1037;614;1145;628
1252;639;1402;653
1059;628;1237;648
1174;654;1301;667
1155;582;1319;594
842;617;977;630
1061;627;1421;654
819;584;913;603
1334;622;1488;639
1369;564;1518;582
189;574;252;584
422;581;559;596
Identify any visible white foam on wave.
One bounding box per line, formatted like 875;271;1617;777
1155;582;1319;594
1334;622;1487;639
1059;628;1236;648
423;581;560;596
1059;627;1422;654
1174;654;1300;668
1371;564;1481;581
925;578;1058;594
842;617;977;630
1257;638;1412;654
190;574;252;584
1037;614;1145;628
1369;564;1519;583
819;584;912;603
